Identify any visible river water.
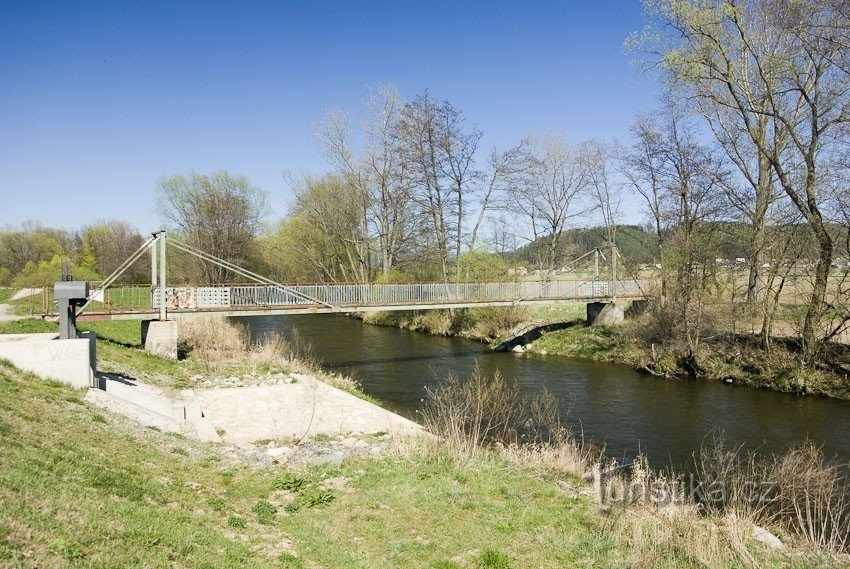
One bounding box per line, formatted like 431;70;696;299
241;314;850;468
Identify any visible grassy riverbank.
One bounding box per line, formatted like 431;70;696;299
0;318;368;398
0;359;809;567
1;318;846;565
361;306;850;401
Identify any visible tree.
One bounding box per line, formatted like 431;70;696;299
509;134;590;271
634;0;850;360
583;139;623;285
265;175;371;283
317;84;415;278
79;220;146;282
0;223;72;279
620;107;729;351
156;171;268;283
397;91;482;282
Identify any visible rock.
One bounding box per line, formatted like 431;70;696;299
724;378;734;384
539;349;548;355
267;446;292;459
512;344;525;353
369;446;383;455
752;525;784;550
556;480;576;493
312;452;344;466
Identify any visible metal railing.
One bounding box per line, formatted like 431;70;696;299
149;279;647;312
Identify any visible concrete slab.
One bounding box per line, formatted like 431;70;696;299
91;372;421;445
181;376;423;443
0;332;96;388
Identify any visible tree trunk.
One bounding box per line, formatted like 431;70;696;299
802;233;833;361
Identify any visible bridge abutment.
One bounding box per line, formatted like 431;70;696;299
586;302;625;326
142;320;178;360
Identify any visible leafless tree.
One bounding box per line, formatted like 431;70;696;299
317;84;416;279
509;135;590;271
80;220;146;282
156;170;268;283
583;139;623;283
620;107;730;351
634;0;850;360
397;92;482;282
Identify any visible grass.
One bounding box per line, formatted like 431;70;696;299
0;361;801;567
0;288;16;304
0;361;293;566
0;318;379;403
0;358;609;566
0;324;830;566
8;290;43;316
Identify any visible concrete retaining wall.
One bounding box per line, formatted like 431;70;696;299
0;332;96;388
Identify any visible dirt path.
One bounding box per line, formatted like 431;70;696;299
0;289;42;323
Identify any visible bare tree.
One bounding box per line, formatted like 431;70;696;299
583;139;623;284
80;220;146;282
509;135;590;271
620;107;729;351
317;84;416;279
156;170;268;283
634;0;850;360
468;141;530;254
397;92;481;282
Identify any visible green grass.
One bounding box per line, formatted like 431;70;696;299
526;324;634;362
0;336;804;567
0;361;291;566
0;319;197;388
8;291;43;316
0;362;597;567
0;288;16;304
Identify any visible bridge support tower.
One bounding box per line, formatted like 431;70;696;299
143;230;179;359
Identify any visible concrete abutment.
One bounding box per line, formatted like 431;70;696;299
141;320;178;360
586;302;625;326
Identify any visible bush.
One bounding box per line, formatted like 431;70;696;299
420;365;567;464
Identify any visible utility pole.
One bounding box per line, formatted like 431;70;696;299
151;237;158;288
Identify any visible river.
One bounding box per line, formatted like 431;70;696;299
241;314;850;468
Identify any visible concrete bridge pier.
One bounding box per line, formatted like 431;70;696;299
586;302;625;326
142;320;178;360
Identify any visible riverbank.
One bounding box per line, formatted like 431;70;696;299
1;317;847;565
0;359;821;567
360;306;850;401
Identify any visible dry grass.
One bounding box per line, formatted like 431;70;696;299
598;435;850;560
419;365;568;465
177;317;360;393
418;366;850;564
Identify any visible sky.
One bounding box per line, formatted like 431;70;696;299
0;1;660;232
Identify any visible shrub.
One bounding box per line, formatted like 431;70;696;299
420;365;568;464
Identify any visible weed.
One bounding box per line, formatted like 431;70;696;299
478;548;511;568
301;489;335;509
252;500;278;524
274;473;307;492
206;497;227;513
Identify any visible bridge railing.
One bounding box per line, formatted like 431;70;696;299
149;279;647;312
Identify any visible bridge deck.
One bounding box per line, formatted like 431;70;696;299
45;279;649;321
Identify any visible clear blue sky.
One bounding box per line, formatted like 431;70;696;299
0;1;658;231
